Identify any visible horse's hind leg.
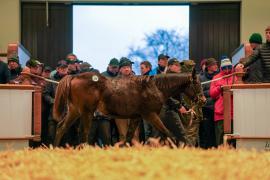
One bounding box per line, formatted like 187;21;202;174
80;111;94;144
54;106;80;147
142;113;174;140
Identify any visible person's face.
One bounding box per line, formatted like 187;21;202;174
8;61;19;70
266;30;270;42
30;66;39;75
67;55;77;61
250;43;260;50
42;71;51;78
140;64;151;75
119;66;132;76
37;65;43;75
57;67;68;76
207;63;218;73
108;65;119;74
221;65;233;74
168;63;181;73
158;58;168;67
68;63;77;72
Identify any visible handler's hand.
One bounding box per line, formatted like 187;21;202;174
179;106;188;114
235;63;244;72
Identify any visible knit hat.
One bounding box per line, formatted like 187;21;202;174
205;58;217;68
220;58;232;68
249;33;262;44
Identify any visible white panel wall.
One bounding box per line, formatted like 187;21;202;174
233;89;270;137
0;89;33;137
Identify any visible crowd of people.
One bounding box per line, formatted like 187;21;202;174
0;25;269;148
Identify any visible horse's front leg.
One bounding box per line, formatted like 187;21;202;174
125;118;141;146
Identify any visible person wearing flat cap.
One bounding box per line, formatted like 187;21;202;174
10;58;46;87
43;60;69;145
149;53;170;75
167;58;181;73
199;57;219;148
102;58;119;78
89;57;120;147
154;57;190;145
118;57;134;77
115;57;140;146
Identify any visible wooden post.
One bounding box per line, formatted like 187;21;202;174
33;86;42;141
223;87;232;133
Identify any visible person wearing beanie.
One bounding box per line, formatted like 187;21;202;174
249;33;263;46
7;56;23;81
210;57;237;146
240;33;264;83
236;25;270;82
199;58;219;148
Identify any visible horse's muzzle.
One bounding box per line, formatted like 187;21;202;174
198;95;207;106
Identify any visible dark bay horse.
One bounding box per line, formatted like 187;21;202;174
53;71;205;146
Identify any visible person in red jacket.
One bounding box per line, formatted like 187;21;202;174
210;58;237;146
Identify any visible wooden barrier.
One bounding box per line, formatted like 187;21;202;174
0;85;41;150
223;83;270;150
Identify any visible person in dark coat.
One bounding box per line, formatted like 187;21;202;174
88;58;119;147
43;62;69;145
236;26;270;82
0;60;10;84
199;58;219;148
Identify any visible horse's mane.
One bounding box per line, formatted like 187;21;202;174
152;73;192;90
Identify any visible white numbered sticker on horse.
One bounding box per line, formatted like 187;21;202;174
92;75;99;82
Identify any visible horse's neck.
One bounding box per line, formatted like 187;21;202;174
160;84;185;100
154;74;190;99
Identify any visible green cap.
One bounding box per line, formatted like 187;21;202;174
249;33;262;44
119;57;134;68
168;58;180;66
27;59;41;67
8;56;19;64
109;58;119;66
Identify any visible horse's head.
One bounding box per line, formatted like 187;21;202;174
183;69;206;106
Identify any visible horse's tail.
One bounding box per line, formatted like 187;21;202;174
53;75;73;122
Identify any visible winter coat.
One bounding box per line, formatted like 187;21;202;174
210;69;237;121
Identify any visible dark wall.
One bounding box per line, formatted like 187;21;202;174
21;3;72;68
21;3;240;70
190;3;240;70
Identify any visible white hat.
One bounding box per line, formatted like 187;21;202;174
220;58;232;68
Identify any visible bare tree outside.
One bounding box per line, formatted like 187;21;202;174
127;29;189;74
